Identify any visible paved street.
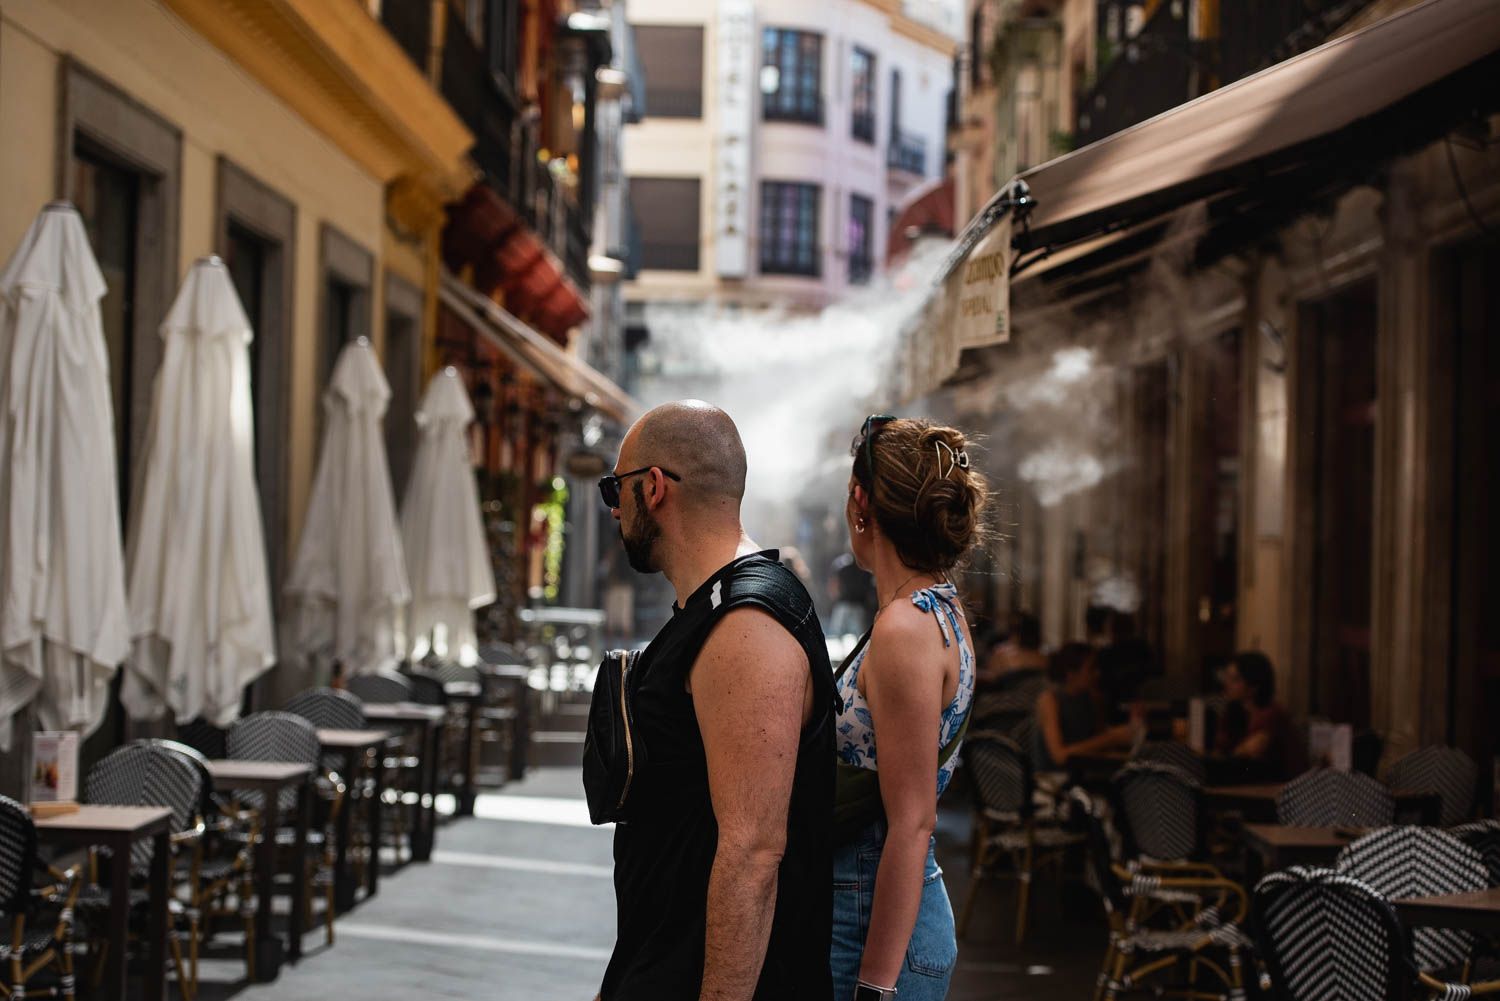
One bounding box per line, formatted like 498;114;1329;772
192;765;1099;1001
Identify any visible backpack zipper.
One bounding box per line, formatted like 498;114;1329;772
616;651;636;810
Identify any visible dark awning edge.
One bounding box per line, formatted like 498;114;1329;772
439;274;640;425
941;0;1500;283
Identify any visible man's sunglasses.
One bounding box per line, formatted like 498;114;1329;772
857;414;896;494
598;466;681;509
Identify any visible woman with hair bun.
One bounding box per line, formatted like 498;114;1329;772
830;415;987;1001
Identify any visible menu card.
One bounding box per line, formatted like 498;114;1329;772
31;731;79;804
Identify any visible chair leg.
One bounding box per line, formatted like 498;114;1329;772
170;931;193;1001
1015;831;1036;945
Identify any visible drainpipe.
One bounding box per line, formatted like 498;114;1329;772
427;0;447;85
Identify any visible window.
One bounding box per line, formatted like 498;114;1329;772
761;28;823;124
848;194;874;285
318;225;374;415
489;0;520;83
629;177;701;271
760;181;821;277
890;67;902;141
633;25;705;118
218;158;296;595
384;274;424;498
62;61;182;524
851;47;875;143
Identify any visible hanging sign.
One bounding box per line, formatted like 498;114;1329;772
952;213;1012;349
715;0;755;277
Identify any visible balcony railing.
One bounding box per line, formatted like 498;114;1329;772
1217;0;1358;85
852;111;876;144
1074;2;1192;147
887;130;926;175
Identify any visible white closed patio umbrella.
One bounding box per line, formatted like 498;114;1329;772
400;368;495;665
286;337;409;679
0;202;129;749
121;256;275;726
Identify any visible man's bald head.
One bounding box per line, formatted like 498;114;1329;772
623;400;747;505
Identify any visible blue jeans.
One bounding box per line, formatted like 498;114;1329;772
830;819;957;1001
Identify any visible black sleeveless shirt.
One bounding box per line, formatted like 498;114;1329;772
600;551;835;1001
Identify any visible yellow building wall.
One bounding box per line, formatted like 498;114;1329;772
0;0;389;566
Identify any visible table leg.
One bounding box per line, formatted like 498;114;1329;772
459;699;479;815
509;679;529;783
367;751;385;897
289;778;310;961
413;722;437;861
145;830;169;1001
105;845;131;1001
253;786;284;980
334;761;356;913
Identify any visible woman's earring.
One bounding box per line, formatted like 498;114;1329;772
855;518;867;534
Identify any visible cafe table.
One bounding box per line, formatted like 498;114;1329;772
1395;887;1500;937
34;804;173;1001
361;702;445;861
1240;823;1366;883
478;663;532;787
317;728;392;910
1205;783;1442;825
205;759;314;978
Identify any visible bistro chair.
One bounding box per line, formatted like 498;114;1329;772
1113;761;1209;867
1450;820;1500;887
1134;742;1209;784
78;742;201;998
1276;768;1395;827
0;794;83;1001
284;687;367;731
971;670;1046;732
173;719;227;761
1252;866;1500;1000
956;731;1084;943
1073;789;1252;1001
1387;747;1477;827
228;712;341;945
146;740;257;991
346;671;415;705
1336;827;1487;979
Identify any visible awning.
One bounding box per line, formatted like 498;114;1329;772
910;0;1500;398
440;274;640;425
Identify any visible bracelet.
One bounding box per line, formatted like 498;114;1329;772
854;980;897;1000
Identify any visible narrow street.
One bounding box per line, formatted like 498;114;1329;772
195;750;1101;1001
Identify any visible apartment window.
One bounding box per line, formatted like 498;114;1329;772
218;158;296;594
629;177;701;270
760;181;821;277
384;273;424;498
633;24;704;118
890;67;902;141
761;28;823;124
318;225;374;415
848;193;874;285
62;61;182;522
851;47;876;143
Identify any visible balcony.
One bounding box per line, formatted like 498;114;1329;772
1074;2;1193;147
1217;0;1360;85
887;130;927;175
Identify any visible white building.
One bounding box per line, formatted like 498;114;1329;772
622;0;959;316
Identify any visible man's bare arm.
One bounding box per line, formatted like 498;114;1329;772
691;608;811;1001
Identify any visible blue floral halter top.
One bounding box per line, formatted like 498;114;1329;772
834;582;974;796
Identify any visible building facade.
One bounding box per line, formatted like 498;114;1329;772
927;0;1500;781
621;0;959;320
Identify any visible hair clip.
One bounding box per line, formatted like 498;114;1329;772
935;440;970;479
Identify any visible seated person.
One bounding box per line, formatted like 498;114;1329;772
980;612;1048;686
1031;642;1136;771
1215;651;1303;779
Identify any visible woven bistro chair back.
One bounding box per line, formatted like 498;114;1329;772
0;794;37;913
284;687;367;731
85;741;204;870
1253;866;1413;1001
1336;826;1487;974
1276;768;1394;827
1134;741;1208;783
1450;819;1500;887
1112;760;1203;864
1386;746;1477;827
228;711;322;813
346;671;416;705
963;731;1032;820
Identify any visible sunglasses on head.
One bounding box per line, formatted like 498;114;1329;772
598;465;682;509
857;414;896;494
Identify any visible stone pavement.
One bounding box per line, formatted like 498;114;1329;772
193;766;1102;1000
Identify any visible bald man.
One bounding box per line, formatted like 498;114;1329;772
593;401;835;1001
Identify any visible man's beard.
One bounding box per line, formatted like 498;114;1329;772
620;481;662;574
